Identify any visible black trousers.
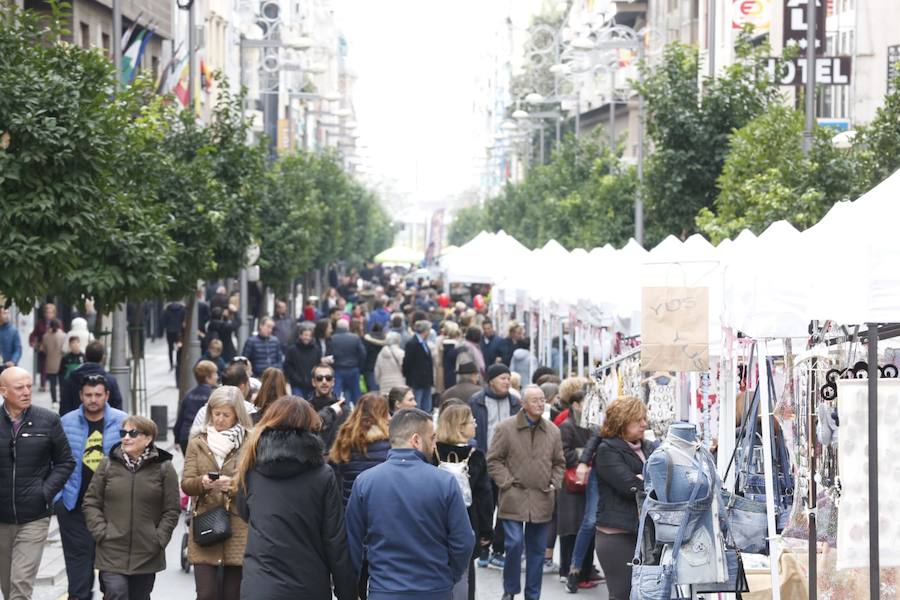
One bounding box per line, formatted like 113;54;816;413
595;531;637;600
166;330;180;367
55;501;95;600
99;571;155;600
193;564;242;600
560;534;595;579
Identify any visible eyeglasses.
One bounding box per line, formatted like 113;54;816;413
230;356;250;365
119;429;144;439
82;374;107;385
315;374;334;382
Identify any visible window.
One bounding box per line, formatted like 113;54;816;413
80;21;90;49
102;32;110;55
151;56;159;80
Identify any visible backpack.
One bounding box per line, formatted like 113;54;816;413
437;448;474;507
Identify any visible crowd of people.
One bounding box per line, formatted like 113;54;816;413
0;269;657;600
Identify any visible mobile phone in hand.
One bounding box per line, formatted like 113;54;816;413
208;472;220;481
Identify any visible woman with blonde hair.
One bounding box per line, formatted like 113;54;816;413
253;367;289;423
181;386;253;600
235;396;355;600
330;393;391;506
589;396;651;600
434;403;493;600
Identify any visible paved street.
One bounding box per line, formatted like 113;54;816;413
29;337;608;600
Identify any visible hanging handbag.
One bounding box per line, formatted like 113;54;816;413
630;470;702;600
692;549;750;595
192;493;232;547
563;466;587;494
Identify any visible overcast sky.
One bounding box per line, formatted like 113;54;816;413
332;0;543;213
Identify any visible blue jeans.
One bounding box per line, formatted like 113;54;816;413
291;384;312;400
413;387;432;413
363;371;378;393
502;519;549;598
571;469;599;572
334;367;361;406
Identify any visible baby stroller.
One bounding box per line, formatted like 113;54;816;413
180;492;192;573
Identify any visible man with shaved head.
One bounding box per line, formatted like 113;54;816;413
0;366;75;599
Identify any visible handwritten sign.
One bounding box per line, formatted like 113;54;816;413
641;287;710;372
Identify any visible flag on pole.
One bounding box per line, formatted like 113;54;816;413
121;29;147;84
120;11;144;51
172;61;190;107
129;29;155;83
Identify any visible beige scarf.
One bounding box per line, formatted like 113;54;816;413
206;424;244;468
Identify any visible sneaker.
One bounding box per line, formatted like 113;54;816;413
543;558;559;574
587;568;606;582
565;571;579;593
476;557;489;568
577;580;600;589
558;574;568;583
488;554;506;570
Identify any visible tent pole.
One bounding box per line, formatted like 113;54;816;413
757;341;782;600
867;323;880;600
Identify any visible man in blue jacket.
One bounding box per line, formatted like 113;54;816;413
346;408;474;600
54;373;126;600
0;307;22;371
241;316;283;377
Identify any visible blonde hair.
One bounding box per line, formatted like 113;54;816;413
203;386;253;430
600;396;647;439
436;403;473;445
507;320;521;337
558;377;588;406
509;372;522;391
441;320;460;339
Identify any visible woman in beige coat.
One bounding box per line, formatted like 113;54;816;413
41;319;67;405
181;386;253;600
373;332;405;392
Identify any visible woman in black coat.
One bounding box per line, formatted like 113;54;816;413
557;392;595;588
433;403;493;600
235;396;356;600
591;396;653;600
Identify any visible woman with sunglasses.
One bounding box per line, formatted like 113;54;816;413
182;386;254;600
82;416;180;600
235;396;356;600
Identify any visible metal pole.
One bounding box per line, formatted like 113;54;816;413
609;71;616;150
188;0;195;110
802;0;816;155
756;343;781;600
238;267;249;350
185;284;201;373
708;0;716;78
635;42;645;245
539;124;545;164
809;354;818;600
108;0;131;413
867;323;880;600
574;93;580;139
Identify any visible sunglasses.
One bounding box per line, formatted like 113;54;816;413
83;374;108;385
119;429;144;439
230;356;250;365
315;374;334;382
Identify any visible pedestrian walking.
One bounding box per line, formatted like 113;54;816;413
241;317;283;378
161;301;186;371
362;323;386;393
331;319;366;406
252;367;289;424
181;386;252;600
345;408;474;600
173;361;219;454
590;397;652;600
198;338;227;377
308;363;349;452
487;384;565;600
441;362;481;405
206;306;241;363
401;320;435;413
437;320;461;392
82;415;180;600
55;373;127;600
41;319;67;405
330;392;391;505
313;318;333;360
235;396;356;600
68;317;92;357
0;366;75;600
387;386;417;415
480;319;502;366
373;332;405;392
28;303;56;392
457;327;486;382
271;300;296;351
434;404;494;600
60;341;123;416
283;323;321;398
0;306;22;371
469;364;521;569
59;334;85;381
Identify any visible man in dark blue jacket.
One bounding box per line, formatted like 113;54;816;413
346;408;474;600
480;319;502;366
330;319;366;406
59;341;123;416
241;316;283;377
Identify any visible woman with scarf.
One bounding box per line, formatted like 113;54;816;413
181;386;253;600
82;415;180;600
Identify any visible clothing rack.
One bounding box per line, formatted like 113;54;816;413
593;345;641;376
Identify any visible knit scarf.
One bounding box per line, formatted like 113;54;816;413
207;424;245;468
122;445;153;472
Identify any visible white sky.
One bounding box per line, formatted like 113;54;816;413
332;0;544;211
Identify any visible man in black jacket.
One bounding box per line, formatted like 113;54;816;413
309;364;346;453
401;320;434;414
0;366;75;599
284;324;321;399
59;341;123;416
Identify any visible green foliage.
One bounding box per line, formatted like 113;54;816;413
697;106;857;242
448;204;487;247
853;75;900;193
636;35;780;244
453;134;637;250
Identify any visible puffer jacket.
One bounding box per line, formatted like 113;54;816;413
486;411;565;524
241;334;283;377
283;341;321;392
0;405;75;524
333;426;390;506
82;444;180;574
235;429;356;600
181;433;248;566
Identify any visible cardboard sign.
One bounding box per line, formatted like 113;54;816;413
641;287;710;372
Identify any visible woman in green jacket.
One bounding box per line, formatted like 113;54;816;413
83;415;180;600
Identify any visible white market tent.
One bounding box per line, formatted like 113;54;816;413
373;245;424;265
440;230;530;285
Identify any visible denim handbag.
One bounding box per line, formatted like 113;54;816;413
692;549;749;595
630;472;702;600
645;451;714;545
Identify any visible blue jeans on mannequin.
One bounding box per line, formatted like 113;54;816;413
502;519;549;599
413;387;432;413
570;469;599;573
